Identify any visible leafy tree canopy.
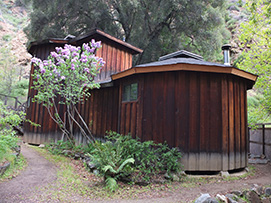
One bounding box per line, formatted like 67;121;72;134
24;0;230;64
237;0;271;124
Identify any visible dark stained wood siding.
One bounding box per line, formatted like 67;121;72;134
117;71;250;171
24;37;132;144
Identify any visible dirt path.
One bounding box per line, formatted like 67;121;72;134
0;144;57;203
114;163;271;203
0;143;271;203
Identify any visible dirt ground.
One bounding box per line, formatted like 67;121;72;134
0;143;270;203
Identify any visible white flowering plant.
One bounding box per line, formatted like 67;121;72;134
31;40;105;142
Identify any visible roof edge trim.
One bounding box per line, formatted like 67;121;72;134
111;63;258;82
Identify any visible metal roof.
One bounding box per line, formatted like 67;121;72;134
136;57;228;68
27;29;143;55
159;50;203;61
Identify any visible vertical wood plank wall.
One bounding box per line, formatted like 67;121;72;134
118;71;249;171
24;38;250;171
24;39;132;144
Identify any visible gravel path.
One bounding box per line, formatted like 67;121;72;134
0;143;57;203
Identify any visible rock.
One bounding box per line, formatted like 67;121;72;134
74;153;80;159
225;194;239;203
248;159;269;164
194;193;211;203
216;194;227;202
164;173;172;180
203;197;219;203
220;171;230;177
247;190;261;203
0;162;10;176
262;197;271;203
172;174;180;182
231;190;242;197
39;144;45;148
265;187;271;196
62;149;73;156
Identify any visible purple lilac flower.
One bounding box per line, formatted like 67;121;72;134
72;52;79;57
96;41;101;49
55;47;62;53
71;63;75;70
51;51;59;58
84;68;90;73
31;57;40;64
36;74;40;79
40;68;46;74
91;39;96;48
80;54;88;63
61;76;66;80
43;60;49;66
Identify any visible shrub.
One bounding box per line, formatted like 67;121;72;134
87;138;135;192
88;132;182;191
0;101;22;163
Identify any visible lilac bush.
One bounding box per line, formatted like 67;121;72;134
31;41;105;142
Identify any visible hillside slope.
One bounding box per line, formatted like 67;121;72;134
0;0;31;80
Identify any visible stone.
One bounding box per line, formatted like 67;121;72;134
265;187;271;196
216;194;227;202
247;190;261;203
231;190;242;197
203;197;219;203
74;153;80;159
220;171;230;177
39;144;45;148
248;159;269;164
194;193;211;203
225;194;239;203
172;174;180;182
164;173;172;180
262;197;271;203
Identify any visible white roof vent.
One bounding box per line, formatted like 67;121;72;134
159;50;203;61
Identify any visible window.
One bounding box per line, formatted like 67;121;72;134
122;83;138;102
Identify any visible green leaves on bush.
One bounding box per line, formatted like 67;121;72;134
88;132;182;191
0;101;22;163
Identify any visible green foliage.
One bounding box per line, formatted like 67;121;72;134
0;102;22;163
236;0;271;124
45;140;93;157
87;132;182;191
25;0;230;64
31;42;104;141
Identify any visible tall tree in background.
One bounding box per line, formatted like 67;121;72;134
24;0;230;64
237;0;271;124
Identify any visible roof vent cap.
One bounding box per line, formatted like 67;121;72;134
64;34;76;40
222;44;231;66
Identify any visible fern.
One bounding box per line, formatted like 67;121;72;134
105;177;118;192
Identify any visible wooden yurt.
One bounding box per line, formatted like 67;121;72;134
24;30;257;172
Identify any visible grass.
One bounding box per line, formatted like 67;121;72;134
27;146;261;202
0;154;27;182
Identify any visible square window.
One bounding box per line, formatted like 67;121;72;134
122;83;138;102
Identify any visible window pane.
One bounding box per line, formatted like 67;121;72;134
130;83;138;101
123;85;130;101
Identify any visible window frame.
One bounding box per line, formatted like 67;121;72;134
122;82;139;102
